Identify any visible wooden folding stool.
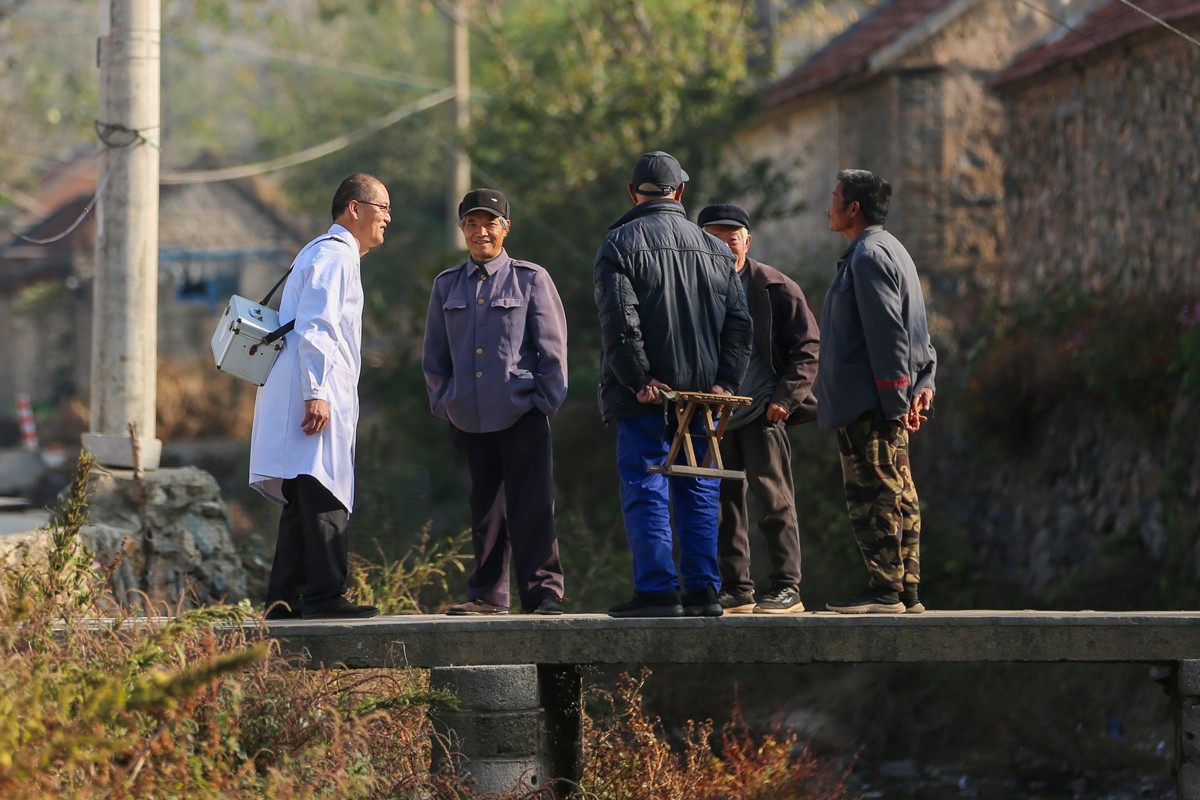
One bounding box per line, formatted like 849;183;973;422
646;390;753;480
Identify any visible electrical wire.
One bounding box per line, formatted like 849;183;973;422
1;152;116;245
160;88;455;185
1114;0;1200;49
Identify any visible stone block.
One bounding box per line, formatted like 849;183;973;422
1179;763;1200;800
431;664;539;711
446;757;541;796
1180;661;1200;697
1182;704;1200;762
431;709;541;758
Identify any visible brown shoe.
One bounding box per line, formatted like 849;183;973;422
446;598;509;616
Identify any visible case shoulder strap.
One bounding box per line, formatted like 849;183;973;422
258;235;351;344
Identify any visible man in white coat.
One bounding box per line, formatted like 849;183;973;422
251;173;389;620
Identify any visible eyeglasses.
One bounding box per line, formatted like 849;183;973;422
356;199;391;215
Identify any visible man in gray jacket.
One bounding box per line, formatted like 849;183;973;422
424;188;568;616
817;169;935;614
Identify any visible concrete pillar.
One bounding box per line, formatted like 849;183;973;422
445;0;471;249
86;0;163;469
538;664;584;794
430;665;544;795
1176;661;1200;800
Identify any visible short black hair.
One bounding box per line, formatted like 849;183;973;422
331;173;381;221
836;169;891;225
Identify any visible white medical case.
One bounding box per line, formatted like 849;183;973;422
210;295;285;386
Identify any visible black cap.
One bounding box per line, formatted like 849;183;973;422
458;188;510;220
631;151;689;195
697;203;751;231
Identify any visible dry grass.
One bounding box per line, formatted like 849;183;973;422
157;357;258;440
0;452;855;799
45;357;257;445
0;452;470;800
583;670;855;800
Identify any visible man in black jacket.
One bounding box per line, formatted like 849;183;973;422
699;203;819;615
594;151;752;618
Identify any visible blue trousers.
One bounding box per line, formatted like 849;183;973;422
616;413;721;595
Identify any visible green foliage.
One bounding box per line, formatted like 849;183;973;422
348;526;471;614
959;288;1191;453
1156;303;1200;605
3;450;102;621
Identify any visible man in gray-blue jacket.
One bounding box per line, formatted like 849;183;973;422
424;188;568;616
817;169;935;614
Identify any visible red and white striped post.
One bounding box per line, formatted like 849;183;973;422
15;394;38;452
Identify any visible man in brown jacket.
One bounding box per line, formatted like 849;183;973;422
699;203;820;614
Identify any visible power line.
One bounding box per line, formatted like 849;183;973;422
1016;0;1200;52
0;150;113;245
166;32;456;93
160;88;455;185
1115;0;1200;50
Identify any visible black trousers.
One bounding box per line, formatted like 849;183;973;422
450;410;563;610
717;415;803;596
266;474;349;614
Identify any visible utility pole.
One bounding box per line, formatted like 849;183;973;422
83;0;162;470
446;0;471;249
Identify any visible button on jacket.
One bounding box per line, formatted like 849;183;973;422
816;225;936;430
423;249;568;433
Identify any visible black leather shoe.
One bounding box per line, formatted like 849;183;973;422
302;598;381;619
525;596;564;615
608;591;684;618
265;602;301;620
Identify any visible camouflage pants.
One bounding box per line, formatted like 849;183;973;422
836;409;921;593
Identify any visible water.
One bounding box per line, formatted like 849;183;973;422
850;759;1172;799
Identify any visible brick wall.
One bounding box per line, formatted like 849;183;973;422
999;23;1200;297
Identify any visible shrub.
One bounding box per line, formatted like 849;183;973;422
583;669;854;800
0;452;469;799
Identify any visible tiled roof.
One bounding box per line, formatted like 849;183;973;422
993;0;1200;86
766;0;968;107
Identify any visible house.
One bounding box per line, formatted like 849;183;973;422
991;0;1200;296
732;0;1102;318
0;157;306;407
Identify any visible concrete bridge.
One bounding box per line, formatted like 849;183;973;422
267;610;1200;798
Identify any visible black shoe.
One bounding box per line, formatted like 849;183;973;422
753;586;806;615
682;586;723;617
608;591;684;618
718;591;756;614
524;595;564;615
900;585;925;614
446;598;509;616
265;602;301;620
302;598;381;619
826;586;904;614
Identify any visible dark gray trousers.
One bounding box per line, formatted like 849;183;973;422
450;410;564;610
266;474;349;614
717;415;803;596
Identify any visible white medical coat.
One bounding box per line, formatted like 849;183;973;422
249;225;363;512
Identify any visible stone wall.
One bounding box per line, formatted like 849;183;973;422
729;96;842;281
998;21;1200;298
83;466;249;607
731;0;1097;320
